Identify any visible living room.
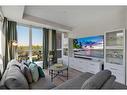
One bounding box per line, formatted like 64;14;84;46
1;5;127;90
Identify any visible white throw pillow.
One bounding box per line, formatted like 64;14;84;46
6;59;21;69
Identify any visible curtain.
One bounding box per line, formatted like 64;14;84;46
0;19;4;74
52;29;57;64
43;28;49;69
8;21;17;60
2;17;8;71
2;17;17;71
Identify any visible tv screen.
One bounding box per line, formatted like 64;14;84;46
73;35;104;59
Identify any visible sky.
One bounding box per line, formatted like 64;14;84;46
17;25;43;46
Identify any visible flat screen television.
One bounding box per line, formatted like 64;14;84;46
73;35;104;59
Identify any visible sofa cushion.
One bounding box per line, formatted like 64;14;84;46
54;72;93;89
4;65;29;89
101;75;116;89
29;77;56;89
29;63;39;82
81;70;111;89
38;66;45;78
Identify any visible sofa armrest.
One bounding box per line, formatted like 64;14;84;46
112;82;127;89
101;75;116;89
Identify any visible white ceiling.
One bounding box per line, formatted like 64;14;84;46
24;6;125;27
1;6;126;37
2;6;24;20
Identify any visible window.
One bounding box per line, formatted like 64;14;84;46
32;28;43;61
17;25;62;61
17;25;29;61
17;25;43;62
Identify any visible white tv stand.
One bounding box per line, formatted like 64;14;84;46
69;57;103;74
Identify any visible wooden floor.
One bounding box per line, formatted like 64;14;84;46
44;67;82;86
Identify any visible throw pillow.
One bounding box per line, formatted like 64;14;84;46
23;62;29;67
20;64;33;83
29;62;39;82
22;60;31;67
7;59;21;70
38;66;45;78
81;70;111;89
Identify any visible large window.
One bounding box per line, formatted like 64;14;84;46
17;25;29;61
17;25;62;62
17;25;43;62
32;28;43;61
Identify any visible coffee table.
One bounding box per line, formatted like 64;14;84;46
48;63;68;82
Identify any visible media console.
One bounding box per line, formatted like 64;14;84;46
68;57;103;74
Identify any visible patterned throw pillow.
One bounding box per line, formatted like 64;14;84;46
38;66;45;78
29;63;39;82
20;64;33;84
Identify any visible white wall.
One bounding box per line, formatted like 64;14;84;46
69;8;125;38
124;7;127;28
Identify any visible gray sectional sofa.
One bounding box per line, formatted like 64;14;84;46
0;60;127;89
55;70;127;89
0;63;56;89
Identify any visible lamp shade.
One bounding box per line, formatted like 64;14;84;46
9;40;18;47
